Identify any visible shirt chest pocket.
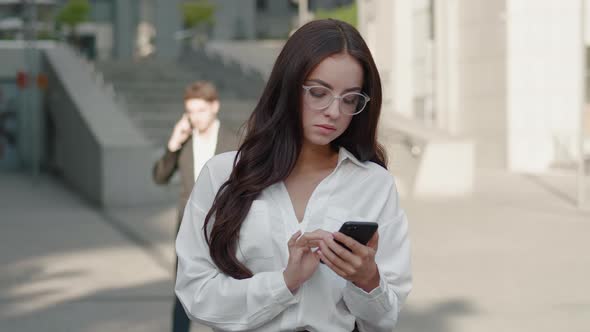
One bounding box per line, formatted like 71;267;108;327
322;206;349;233
237;200;275;265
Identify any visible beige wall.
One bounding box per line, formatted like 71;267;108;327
359;0;508;169
359;0;397;120
359;0;585;172
455;0;508;169
506;0;584;171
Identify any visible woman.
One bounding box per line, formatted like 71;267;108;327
175;19;412;332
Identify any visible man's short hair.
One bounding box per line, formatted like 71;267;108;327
184;81;219;102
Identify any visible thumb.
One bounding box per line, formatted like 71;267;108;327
367;231;379;250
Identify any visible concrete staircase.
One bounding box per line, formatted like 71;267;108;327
178;45;267;100
96;50;263;147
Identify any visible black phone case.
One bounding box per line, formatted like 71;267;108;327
336;221;378;250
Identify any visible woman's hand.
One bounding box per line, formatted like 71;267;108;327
283;230;331;293
317;231;381;292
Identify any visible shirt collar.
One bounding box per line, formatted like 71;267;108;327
337;147;369;169
192;119;220;138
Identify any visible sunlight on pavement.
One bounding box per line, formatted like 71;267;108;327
2;246;171;318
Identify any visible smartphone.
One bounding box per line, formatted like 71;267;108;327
336;221;378;251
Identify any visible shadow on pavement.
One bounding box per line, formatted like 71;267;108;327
396;298;478;332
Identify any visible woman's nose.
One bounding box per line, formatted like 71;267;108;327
324;98;341;119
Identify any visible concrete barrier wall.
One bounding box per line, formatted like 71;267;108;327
44;45;173;207
380;112;475;198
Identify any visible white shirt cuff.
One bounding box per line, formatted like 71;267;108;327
343;272;392;318
268;270;301;307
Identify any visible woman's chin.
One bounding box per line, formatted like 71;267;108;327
304;136;336;147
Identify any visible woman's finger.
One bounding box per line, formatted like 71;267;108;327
319;240;355;276
288;230;301;247
333;232;365;256
304;239;322;248
317;250;348;278
296;232;329;248
325;236;358;263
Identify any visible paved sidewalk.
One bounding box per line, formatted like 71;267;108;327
1;169;589;332
0;172;209;332
396;170;590;332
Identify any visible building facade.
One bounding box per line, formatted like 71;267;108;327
359;0;589;172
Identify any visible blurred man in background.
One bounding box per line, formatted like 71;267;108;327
153;81;236;332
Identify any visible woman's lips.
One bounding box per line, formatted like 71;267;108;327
315;124;337;134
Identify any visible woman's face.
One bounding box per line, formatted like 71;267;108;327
301;53;364;148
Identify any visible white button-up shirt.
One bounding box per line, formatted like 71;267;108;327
175;147;412;332
192;119;219;181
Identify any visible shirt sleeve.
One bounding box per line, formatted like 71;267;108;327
174;163;300;331
342;177;412;332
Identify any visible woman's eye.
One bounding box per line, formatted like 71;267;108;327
343;95;359;104
310;90;327;98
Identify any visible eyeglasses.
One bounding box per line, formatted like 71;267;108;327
302;85;370;116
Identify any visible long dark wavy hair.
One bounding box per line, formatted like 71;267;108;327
203;19;388;279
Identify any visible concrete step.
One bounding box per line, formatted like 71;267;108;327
96;56;263;147
112;82;191;90
114;81;256;100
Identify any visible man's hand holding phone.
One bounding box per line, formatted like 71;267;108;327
167;114;192;152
